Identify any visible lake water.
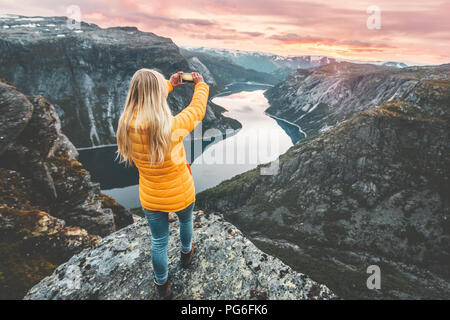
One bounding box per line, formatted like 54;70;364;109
78;83;305;209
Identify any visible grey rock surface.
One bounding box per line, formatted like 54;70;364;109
0;82;133;237
25;212;336;300
0;81;34;155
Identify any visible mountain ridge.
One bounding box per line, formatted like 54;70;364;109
197;75;450;299
183;46;337;80
0;15;250;148
264;62;450;138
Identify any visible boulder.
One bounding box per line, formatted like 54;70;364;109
25;212;336;300
0;80;33;155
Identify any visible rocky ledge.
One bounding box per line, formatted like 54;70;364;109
25;211;336;300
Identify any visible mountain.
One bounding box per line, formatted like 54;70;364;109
264;62;450;138
382;61;408;68
197;76;450;299
0;80;133;299
25;210;336;300
1;79;336;301
0;15;242;148
180;48;279;87
183;46;336;80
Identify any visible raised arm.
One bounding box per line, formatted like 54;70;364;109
173;77;209;137
167;80;174;94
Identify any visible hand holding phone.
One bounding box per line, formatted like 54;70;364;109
190;72;204;85
170;72;204;86
180;73;194;83
169;71;185;88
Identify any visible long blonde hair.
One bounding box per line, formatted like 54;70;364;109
116;69;173;165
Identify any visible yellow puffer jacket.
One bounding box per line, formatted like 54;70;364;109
129;80;209;212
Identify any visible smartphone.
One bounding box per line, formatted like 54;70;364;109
179;72;194;83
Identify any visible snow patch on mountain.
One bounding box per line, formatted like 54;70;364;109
186;56;217;86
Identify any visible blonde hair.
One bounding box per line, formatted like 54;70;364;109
116;69;173;165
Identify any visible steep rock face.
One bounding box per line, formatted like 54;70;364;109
197;79;450;299
0;168;99;300
265;62;450;137
0;82;133;236
0;81;133;298
0;79;34;154
0;15;240;147
25;212;336;300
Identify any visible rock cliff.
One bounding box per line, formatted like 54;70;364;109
25;211;336;300
265;62;450;138
0;15;242;147
197;77;450;299
0;80;133;299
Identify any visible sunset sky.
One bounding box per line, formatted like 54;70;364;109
1;0;449;65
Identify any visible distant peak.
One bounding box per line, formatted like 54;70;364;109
107;26;139;32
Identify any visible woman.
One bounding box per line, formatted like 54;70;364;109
116;69;209;299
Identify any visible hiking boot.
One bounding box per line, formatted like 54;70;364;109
154;278;172;299
180;244;194;268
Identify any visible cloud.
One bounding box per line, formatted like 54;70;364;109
129;12;217;27
1;0;449;64
188;28;264;40
268;33;395;52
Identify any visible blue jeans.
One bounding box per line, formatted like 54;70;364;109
143;202;194;285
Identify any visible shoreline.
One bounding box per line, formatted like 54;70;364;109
76;82;273;152
265;112;308;138
77;85;306;161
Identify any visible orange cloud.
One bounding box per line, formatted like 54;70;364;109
84;12;108;21
268;34;395;53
